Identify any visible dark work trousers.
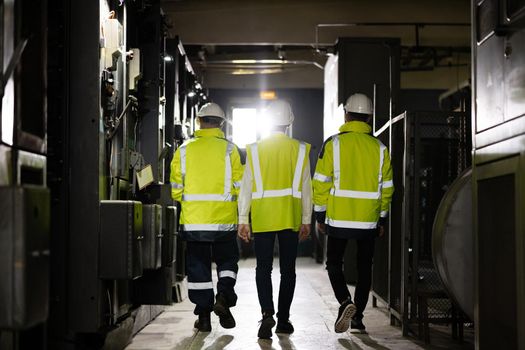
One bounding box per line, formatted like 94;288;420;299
326;235;375;320
186;238;239;315
254;230;299;321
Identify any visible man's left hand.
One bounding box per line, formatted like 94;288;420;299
238;224;251;243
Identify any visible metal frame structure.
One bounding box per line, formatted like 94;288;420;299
471;1;525;348
372;110;471;339
0;0;205;348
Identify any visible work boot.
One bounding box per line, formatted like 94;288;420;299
351;316;366;332
275;319;294;334
213;294;236;329
194;313;211;332
334;298;356;333
257;313;276;339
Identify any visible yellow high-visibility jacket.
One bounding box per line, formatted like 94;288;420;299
245;133;311;233
313;121;393;230
170;128;244;241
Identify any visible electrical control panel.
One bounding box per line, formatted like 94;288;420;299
0;186;50;330
162;205;177;266
142;204;163;270
99;200;143;279
101;18;123;70
129;48;141;91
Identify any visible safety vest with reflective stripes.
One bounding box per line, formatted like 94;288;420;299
246;133;311;233
170;128;244;240
313;121;394;230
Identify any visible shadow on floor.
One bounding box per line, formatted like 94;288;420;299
203;335;234;350
337;338;364;350
352;333;391;350
256;338;276;350
276;334;296;349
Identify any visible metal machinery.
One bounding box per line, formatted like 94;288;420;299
432;168;474;321
472;0;525;348
0;0;206;349
1;0;50;347
372;110;471;341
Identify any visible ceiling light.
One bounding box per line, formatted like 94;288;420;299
232;68;282;75
231;59;286;65
260;91;277;100
231;59;257;64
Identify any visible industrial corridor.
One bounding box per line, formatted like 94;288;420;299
1;0;524;349
126;258;472;350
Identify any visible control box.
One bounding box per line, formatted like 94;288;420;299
99;200;143;279
142;204;162;270
0;186;50;329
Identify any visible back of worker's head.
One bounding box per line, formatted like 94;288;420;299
344;93;373;123
264;99;294;129
197;102;225;128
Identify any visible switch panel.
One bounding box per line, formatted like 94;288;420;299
128;48;141;91
142;204;163;270
0;186;50;330
162;206;177;267
101;18;123;70
99;200;143;279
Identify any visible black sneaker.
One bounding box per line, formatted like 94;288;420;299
275;319;294;334
350;317;366;332
194;313;211;332
257;314;276;339
334;299;357;333
213;294;236;329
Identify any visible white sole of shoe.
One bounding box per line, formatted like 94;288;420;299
334;303;357;333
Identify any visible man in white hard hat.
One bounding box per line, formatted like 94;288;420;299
170;102;244;332
238;99;312;339
313;93;394;333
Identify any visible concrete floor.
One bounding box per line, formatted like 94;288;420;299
126;257;473;350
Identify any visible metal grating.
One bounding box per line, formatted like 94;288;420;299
372;110;471;337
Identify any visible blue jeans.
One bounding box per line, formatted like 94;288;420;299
254;230;298;321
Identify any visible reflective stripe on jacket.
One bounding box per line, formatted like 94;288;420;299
170;128;244;241
313;121;394;230
246;133;311;233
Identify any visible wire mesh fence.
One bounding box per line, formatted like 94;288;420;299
371;110;471;337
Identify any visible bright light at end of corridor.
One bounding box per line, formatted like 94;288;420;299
256;110;273;139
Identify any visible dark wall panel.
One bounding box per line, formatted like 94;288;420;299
477;174;517;349
336;38;401;128
398;89;445;112
67;1;103;332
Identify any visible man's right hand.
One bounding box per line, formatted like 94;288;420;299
316;222;326;234
378;225;385;237
299;224;311;241
237;224;251;243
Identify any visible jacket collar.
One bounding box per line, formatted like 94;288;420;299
339;121;372;134
195;128;225;138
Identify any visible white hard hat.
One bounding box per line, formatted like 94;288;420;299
264;99;294;126
344;93;373;115
197;102;225;120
